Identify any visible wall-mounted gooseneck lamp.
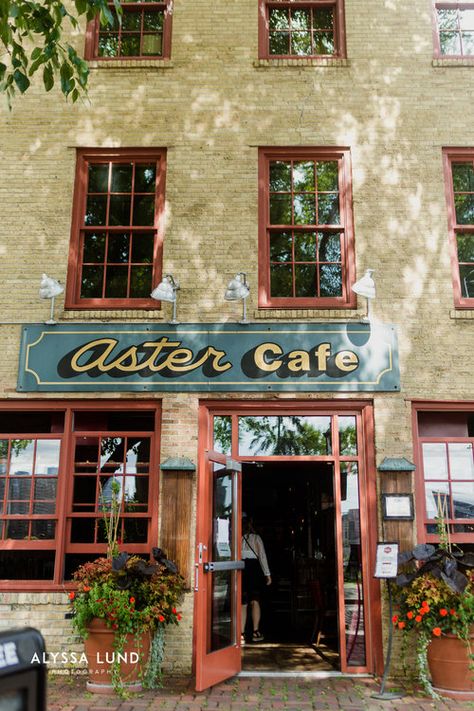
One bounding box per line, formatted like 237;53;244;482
224;272;250;324
151;274;180;325
351;269;376;323
39;274;64;325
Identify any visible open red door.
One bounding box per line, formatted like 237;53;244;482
194;452;243;691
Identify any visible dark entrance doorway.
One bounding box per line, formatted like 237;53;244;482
241;461;340;671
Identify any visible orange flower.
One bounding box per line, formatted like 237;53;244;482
398;621;406;630
423;603;430;612
172;607;177;614
177;614;182;621
68;591;75;600
439;608;448;617
129;597;135;604
422;601;429;608
158;615;165;622
415;615;422;622
450;609;456;615
407;611;414;620
433;627;442;637
83;585;91;592
392;615;398;624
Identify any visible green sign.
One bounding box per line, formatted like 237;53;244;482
17;323;400;392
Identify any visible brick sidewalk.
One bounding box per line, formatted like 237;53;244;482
47;675;473;710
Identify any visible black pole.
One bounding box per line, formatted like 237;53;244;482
372;579;404;700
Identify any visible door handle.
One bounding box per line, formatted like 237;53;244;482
203;560;245;572
198;542;207;564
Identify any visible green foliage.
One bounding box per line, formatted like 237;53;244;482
0;0;121;105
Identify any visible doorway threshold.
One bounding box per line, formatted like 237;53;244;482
238;671;373;679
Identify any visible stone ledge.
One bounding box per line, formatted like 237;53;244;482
88;59;174;70
254;309;364;320
432;57;474;67
60;310;164;321
253;57;350;68
449;309;474;319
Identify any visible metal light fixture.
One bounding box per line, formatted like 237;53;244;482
150;274;180;325
39;274;64;325
351;269;376;322
224;272;250;324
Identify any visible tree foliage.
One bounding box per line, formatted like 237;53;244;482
0;0;120;104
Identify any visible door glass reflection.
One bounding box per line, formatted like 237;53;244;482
238;416;332;455
210;570;235;652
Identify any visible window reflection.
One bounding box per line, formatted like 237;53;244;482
422;443;448;479
238;416;332;456
213;416;232;455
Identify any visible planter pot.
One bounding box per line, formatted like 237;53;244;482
427;631;474;700
84;618;151;695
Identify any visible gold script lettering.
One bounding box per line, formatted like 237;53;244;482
254;343;283;372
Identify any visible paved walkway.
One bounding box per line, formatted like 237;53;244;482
47;675;473;710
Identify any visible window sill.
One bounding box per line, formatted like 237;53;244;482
60;309;164;320
254;308;364;320
253;57;350;68
432;57;474;67
88;59;174;70
449;309;474;319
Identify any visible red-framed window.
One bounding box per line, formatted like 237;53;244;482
434;3;474;57
0;402;160;589
66;148;166;310
413;404;474;544
84;1;173;60
442;148;474;307
258;147;355;309
258;0;346;59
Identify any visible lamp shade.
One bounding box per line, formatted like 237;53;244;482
225;273;250;302
351;269;375;299
150;275;178;303
39;274;64;299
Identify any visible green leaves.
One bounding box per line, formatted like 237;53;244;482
0;0;117;105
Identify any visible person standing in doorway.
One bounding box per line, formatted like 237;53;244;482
241;513;271;643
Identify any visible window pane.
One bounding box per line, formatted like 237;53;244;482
108;232;130;263
291;31;311;55
109;195;131;226
269;8;289;30
31;520;56;538
462;31;474;54
10;440;34;476
460;9;474;30
457;233;474;262
88;164;109;192
0;551;55;579
294;232;317;260
448;443;474;480
35;440;60;475
8;478;31;500
121;34;141;56
85;196;107;226
0;441;7;473
123;518;148;542
294;194;316;224
269;31;290;54
71;518;95;543
270;161;292;191
452;163;474;191
460;265;474;297
122;11;141;31
124;476;148;507
437;8;458;30
130;265;152;297
291;9;310;30
452;482;474;517
98;33;119;57
131;232;154;262
295;265;316;296
339;416;357;455
111;163;133;192
270;194;292;224
422;442;448;479
440;31;461;54
270;231;292;262
133;195;155;225
8;501;29;514
142;34;163;55
238;416;332;456
319;264;342;296
314;32;335;54
270;264;293;296
313;8;334;30
455;194;474;224
104;266;129;298
319;232;341;262
144;10;163;30
293;161;315;191
317;161;339;191
34;478;57;502
135;164;157;192
213;416;232;454
83;232;106;263
5;520;28;539
425;482;450;519
81;265;104;298
318;193;340;223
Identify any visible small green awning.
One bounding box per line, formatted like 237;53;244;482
160;457;196;472
377;457;416;472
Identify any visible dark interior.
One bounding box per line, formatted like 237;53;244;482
242;461;339;668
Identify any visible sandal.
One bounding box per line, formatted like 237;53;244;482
252;630;264;642
240;634;246;646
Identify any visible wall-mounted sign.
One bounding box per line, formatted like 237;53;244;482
17;322;400;393
374;542;399;579
382;494;414;520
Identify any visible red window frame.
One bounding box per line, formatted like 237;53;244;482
413;402;474;545
66;148;166;310
0;401;161;590
433;3;474;58
84;1;173;61
258;147;356;309
442;148;474;308
258;0;346;59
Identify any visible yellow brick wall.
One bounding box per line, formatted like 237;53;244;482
0;0;473;676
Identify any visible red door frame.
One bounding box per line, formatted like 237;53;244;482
194;399;383;687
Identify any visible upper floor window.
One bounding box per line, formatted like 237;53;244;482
258;147;355;309
66;149;166;310
258;1;346;59
85;1;173;60
442;149;474;307
434;3;474;56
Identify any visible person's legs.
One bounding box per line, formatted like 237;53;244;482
241;603;248;639
250;599;261;633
